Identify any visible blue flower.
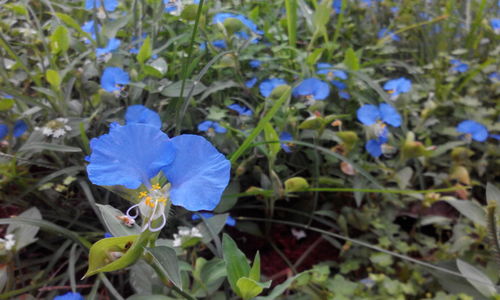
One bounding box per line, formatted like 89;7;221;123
357;103;401;127
378;28;400;41
450;59;469;73
1;94;13;99
332;0;343;14
316;63;348;80
383;77;412;98
0;124;8;140
331;80;347;90
199;40;228;51
81;20;101;43
192;212;236;226
101;67;130;93
279;132;293;153
249;60;261;69
245;77;257;88
491;18;500;34
212;13;264;35
365;129;389;158
87;106;231;231
197;120;227;134
96;38;121;56
104;232;113;238
228;104;252;116
125;105;162;129
85;0;118;12
490;134;500;140
13;120;27;138
456;120;488;142
53;292;85;300
259;78;287;97
489;72;500;82
292;78;330;101
339;91;350;100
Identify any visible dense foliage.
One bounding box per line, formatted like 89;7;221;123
0;0;500;299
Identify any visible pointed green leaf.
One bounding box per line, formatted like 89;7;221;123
343;48;360;71
249;252;261;282
236;277;271;300
0;98;14;111
137;36;152;65
263;123;280;160
197;213;228;244
223;233;251;296
50;25;70;55
456;259;497;297
46;69;61;90
145;246;183;289
7;207;41;251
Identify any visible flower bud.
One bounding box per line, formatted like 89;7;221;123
284;177;309;193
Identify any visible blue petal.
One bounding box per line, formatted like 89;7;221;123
249;60;261;68
357;104;380;126
192;212;236;226
293;78;330;100
85;0;118;11
379;103;401;127
54;292;85;300
339;91;350;99
96;38;121;56
13;120;28;137
101;67;130;92
259;78;287;97
245;77;258;88
457;120;488;142
213;122;227;133
490;134;500;140
366;139;383;158
125;105;161;129
197;120;213;132
0;124;8;140
87;124;176;189
228;104;252;116
279;132;293;153
331;80;347;90
212;40;227;49
163;135;231;211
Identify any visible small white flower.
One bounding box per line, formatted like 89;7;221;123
0;234;16;251
41;127;54;136
172;226;203;247
36;118;72;138
291;228;306;240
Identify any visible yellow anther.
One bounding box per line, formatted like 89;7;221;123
158;197;167;203
139;191;148;198
387;89;395;94
152;184;161;190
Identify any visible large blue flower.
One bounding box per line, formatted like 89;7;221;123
192;212;236;226
85;0;118;12
212;13;264;35
292;78;330;101
357;103;401;127
316;63;348;80
198;120;227;134
87;106;231;230
228;104;252;116
0;124;8;140
456;120;488;142
96;38;121;56
101;67;130;93
53;292;85;300
383;77;411;98
125;105;162;129
259;78;287;97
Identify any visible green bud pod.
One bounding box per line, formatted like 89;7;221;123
284;177;310;193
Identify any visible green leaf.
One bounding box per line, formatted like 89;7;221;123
96;204;141;237
19;143;82;153
84;234;148;278
102;14;132;39
0;98;14;111
46;69;61;90
5;4;28;16
197;213;228;244
7;207;41;251
127;295;173;300
306;48;324;65
137;36;152;65
161;80;207;97
223;233;251;296
149;58;168;75
143;65;163;78
144;246;183;289
248;252;261;282
255;273;302;300
445;199;486;227
456;259;497;297
236;277;270;300
50;25;70;55
486;182;500;208
263;123;280;160
343;48;360;71
55;13;91;39
312;0;332;30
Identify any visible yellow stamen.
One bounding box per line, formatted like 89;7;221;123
387;89;395;94
152;184;161;190
139;191;148;198
158;197;167;203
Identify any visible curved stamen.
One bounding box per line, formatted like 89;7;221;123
148;212;166;232
126;204;140;219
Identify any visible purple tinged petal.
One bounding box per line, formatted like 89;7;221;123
163;135;231;211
